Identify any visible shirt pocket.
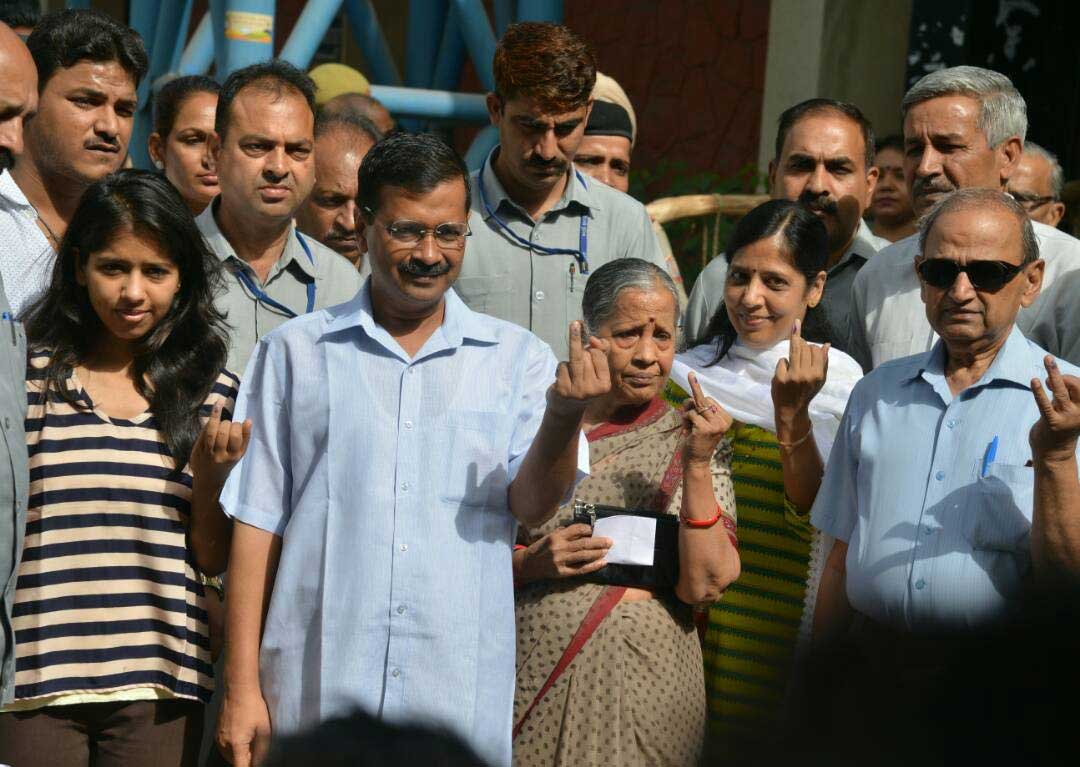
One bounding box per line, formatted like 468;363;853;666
438;410;508;508
964;463;1033;553
454;275;511;319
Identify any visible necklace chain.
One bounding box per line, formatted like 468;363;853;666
37;214;61;247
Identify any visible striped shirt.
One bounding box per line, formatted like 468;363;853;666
5;352;238;710
701;423;812;738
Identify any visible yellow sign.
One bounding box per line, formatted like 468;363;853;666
224;11;273;44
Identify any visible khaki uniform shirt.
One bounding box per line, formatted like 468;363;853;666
457;148;667;360
196;201;364;374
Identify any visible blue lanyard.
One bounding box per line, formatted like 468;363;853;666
233;230;316;318
478;154;590;274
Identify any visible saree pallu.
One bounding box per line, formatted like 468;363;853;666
513;399;736;767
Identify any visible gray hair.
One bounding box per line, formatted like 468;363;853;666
581;258;681;336
902;66;1027;148
1022;141;1064;198
919;188;1039;265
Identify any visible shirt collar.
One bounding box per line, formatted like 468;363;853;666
323;279;499;354
909;324;1037;395
0;171;35;211
477;145;599;224
196;197;317;279
830;219;880;272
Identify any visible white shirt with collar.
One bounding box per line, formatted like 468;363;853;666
0;172;55;318
847;220;1080;371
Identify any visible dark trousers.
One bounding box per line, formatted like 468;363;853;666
0;699;203;767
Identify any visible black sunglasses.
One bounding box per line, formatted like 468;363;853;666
916;258;1025;292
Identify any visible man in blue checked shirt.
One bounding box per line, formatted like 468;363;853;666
812;188;1080;640
216;133;610;767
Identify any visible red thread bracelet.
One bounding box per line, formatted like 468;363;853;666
680;504;724;529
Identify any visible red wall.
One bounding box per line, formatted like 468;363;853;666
564;0;770;186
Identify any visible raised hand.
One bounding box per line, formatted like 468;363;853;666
190;402;253;491
519;523;612;582
1030;355;1080;463
681;370;733;466
548;321;613;417
771;318;830;423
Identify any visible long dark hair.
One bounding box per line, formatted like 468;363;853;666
695;199;831;364
23;169;229;470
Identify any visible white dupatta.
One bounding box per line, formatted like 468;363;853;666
671;338;862;652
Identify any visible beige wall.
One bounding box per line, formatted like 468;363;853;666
757;0;912;175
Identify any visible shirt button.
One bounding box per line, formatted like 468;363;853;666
915;578;926;590
946;419;957;429
399;543;408;552
397;605;406;615
400;481;409;491
935;470;945;481
404;420;413;430
924;525;934;535
534;290;545;301
391;668;401;678
3;416;9;430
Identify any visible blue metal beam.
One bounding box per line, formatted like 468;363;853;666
431;6;466;93
280;0;345;72
179;12;215;76
343;0;402;86
405;0;448;90
449;0;497;91
168;0;196;73
493;0;515;35
211;0;276;78
130;0;191;170
369;85;487;121
516;0;563;22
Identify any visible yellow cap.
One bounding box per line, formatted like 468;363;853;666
309;63;371;105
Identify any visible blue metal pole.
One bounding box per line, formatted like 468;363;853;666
211;0;276;78
405;0;447;89
493;0;515;35
64;0;90;8
343;0;402;86
449;0;497;91
431;7;466;92
368;85;488;121
516;0;563;22
168;0;196;73
279;0;345;72
179;12;215;76
129;0;173;171
464;125;499;171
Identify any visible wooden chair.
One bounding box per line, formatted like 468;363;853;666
646;193;768;269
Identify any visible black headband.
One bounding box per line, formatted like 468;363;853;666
585;100;633;142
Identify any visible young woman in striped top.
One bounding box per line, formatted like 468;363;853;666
0;170;250;767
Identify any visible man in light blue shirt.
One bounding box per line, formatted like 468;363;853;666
812;189;1080;638
216;134;608;767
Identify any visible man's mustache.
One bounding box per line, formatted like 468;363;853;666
324;226;357;244
913;175;955;199
398;259;451;277
799;192;838;216
526;155;566;173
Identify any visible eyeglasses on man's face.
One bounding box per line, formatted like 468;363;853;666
363;208;471;249
916;257;1026;292
1010;191;1058;211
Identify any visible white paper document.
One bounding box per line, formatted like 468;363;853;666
593;515;656;567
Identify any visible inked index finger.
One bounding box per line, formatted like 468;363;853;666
567;321;584;371
688;370;707;410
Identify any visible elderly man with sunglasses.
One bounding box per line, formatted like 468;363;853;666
812;188;1080;642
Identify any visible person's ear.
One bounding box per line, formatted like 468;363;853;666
806;270;826;308
355;205;370;254
486;92;503;128
1019;258;1045;308
997;136;1023;185
148;132;165;170
864;164;880;207
767;159;777;197
1047;201;1066;229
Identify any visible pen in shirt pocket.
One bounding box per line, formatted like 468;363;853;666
2;312;16;345
980;435;999;478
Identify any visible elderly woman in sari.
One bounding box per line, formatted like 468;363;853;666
671;199;863;749
511;258;741;766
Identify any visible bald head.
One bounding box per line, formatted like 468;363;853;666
0;22;37;173
320;92;394;135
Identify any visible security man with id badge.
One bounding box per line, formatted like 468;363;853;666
456;23;668;360
200;61;362;373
